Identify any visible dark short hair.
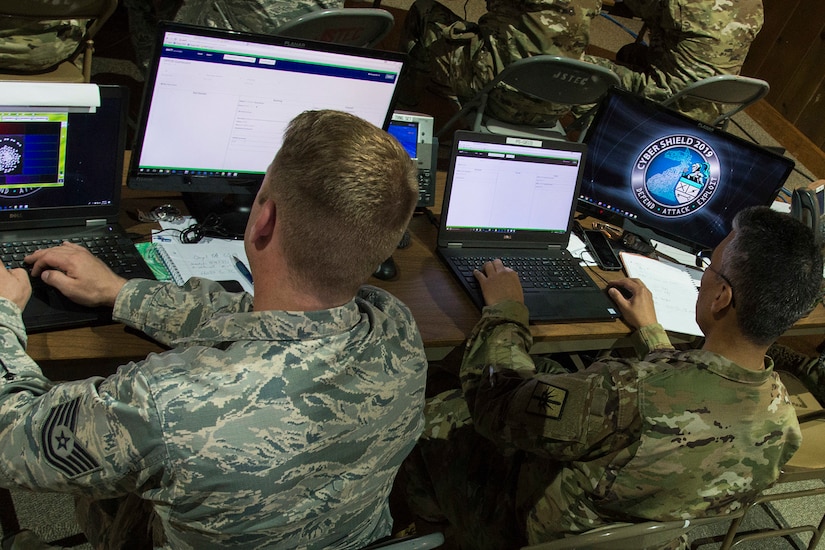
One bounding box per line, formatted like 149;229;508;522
260;110;417;299
721;206;823;345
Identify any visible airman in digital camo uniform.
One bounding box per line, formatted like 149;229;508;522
0;110;426;549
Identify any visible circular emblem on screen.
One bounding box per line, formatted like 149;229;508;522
0;137;22;174
0;136;39;198
631;135;720;218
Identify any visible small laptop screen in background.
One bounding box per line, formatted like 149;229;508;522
0;89;124;219
445;138;583;235
130;23;404;189
580;88;794;251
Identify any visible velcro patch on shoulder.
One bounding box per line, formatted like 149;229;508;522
526;382;568;419
42;397;101;479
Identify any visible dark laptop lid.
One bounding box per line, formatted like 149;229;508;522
0;85;127;234
579;88;794;252
438;131;588;250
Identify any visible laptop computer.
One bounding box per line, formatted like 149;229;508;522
436;131;620;322
0;84;155;332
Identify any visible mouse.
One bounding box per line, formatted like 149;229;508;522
372;256;398;281
606;283;633;300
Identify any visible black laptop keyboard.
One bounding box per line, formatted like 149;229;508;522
1;235;149;279
449;256;592;291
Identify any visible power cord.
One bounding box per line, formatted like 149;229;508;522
180;213;237;243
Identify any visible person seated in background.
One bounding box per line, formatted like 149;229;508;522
0;110;426;549
399;206;822;549
398;0;602;127
0;19;85;73
587;0;764;123
124;0;345;72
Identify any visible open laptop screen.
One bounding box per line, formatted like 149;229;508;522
128;22;405;195
0;85;125;230
439;132;586;248
579;88;794;252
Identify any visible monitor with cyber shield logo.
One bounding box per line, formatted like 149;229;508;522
579;88;794;252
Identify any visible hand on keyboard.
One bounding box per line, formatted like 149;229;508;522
26;242;127;308
0;264;33;312
473;259;524;307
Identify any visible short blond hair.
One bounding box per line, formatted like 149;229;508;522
260;110;418;299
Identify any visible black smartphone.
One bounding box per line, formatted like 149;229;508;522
583;229;623;271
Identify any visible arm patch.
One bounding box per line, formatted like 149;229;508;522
42;397;101;479
526;382;568;419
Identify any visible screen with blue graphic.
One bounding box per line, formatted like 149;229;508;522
388;120;419;159
0;118;65;187
580;88;794;251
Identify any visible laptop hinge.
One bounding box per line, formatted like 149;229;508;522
85;219;108;227
447;243;463;248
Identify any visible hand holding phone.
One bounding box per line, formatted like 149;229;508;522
583;229;623;271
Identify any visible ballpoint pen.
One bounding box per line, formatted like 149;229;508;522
232;255;254;285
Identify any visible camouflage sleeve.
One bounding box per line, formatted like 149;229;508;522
632;323;673;358
0;298;166;495
0;298;53;397
460;302;637;461
114;277;253;346
0;20;85;72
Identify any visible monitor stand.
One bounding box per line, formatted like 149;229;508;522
182;193;254;239
621;218;703;258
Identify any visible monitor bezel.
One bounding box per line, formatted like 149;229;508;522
127;21;406;196
0;85;127;230
578;87;795;253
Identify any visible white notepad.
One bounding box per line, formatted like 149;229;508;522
155;239;254;295
619;252;703;337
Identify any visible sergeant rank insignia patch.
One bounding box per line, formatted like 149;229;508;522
42;397;101;478
526;382;567;419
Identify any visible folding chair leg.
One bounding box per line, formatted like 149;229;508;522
0;488;21;536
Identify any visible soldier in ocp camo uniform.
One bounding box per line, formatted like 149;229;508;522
124;0;346;72
400;206;822;549
0;19;84;72
586;0;764;124
399;0;602;126
0;110;427;549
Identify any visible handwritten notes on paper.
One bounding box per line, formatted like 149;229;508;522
155;239;254;295
619;252;703;337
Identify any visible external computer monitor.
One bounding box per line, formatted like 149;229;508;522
128;22;406;235
579;88;794;253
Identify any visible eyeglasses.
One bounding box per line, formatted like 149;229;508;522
705;265;736;308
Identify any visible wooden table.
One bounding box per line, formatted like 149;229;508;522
24;180;825;378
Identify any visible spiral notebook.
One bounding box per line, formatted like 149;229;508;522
619;252;702;337
154;239;254;294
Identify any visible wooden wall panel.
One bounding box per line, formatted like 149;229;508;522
741;0;799;77
743;0;825;152
796;80;825;147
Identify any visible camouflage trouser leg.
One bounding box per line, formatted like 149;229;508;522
75;494;164;550
398;0;491;105
401;389;527;549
